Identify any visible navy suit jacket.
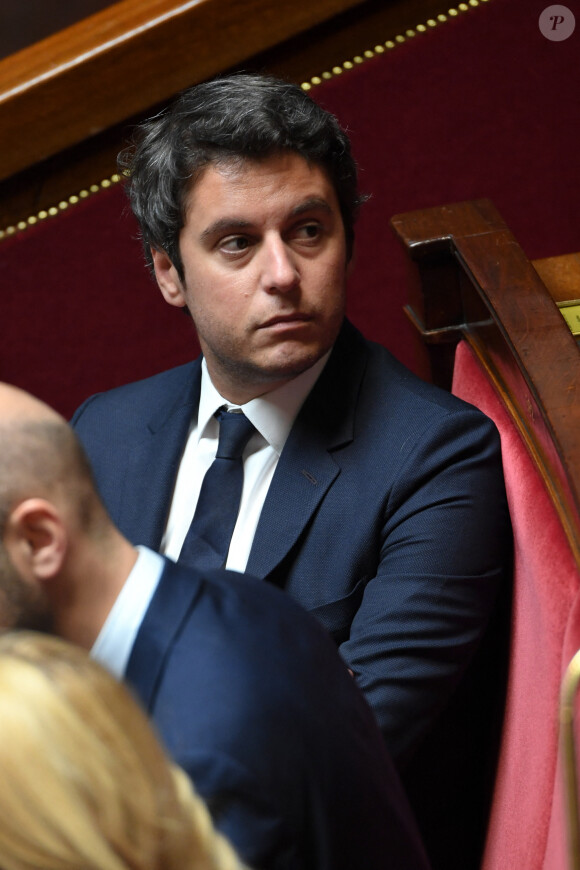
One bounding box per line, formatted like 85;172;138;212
73;319;512;868
124;556;429;870
73;319;511;758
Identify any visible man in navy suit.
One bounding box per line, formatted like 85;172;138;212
0;381;430;870
72;75;512;867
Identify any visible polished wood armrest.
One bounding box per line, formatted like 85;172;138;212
390;198;580;548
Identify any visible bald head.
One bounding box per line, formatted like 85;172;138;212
0;384;138;644
0;382;63;426
0;383;104;537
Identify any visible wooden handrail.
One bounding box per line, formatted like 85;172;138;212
390;199;580;550
0;0;459;228
0;0;366;183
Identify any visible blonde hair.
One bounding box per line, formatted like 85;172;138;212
0;632;248;870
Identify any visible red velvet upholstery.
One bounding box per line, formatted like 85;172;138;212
452;340;580;870
1;0;579;417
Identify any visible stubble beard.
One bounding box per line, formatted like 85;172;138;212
0;548;54;633
201;316;342;401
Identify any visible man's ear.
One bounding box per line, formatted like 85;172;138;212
3;499;67;583
151;248;188;309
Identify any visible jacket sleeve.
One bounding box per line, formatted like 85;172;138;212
172;749;299;870
338;404;512;761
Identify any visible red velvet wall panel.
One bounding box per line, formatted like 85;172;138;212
1;0;578;417
1;187;198;418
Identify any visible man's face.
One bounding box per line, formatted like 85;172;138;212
153;152;349;403
0;543;52;632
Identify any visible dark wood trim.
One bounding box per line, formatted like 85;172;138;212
390;199;580;551
0;0;456;228
0;0;368;184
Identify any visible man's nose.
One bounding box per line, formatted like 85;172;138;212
259;236;299;294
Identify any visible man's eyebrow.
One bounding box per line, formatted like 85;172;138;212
200;218;252;243
199;198;334;243
289;198;333;218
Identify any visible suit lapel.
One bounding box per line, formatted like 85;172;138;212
119;322;368;579
125;559;201;710
119;362;202;549
246;320;368;579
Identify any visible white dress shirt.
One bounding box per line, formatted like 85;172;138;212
91;545;165;679
161;353;330;572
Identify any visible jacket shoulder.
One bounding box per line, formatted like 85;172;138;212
361;335;493;427
339;322;498;435
70;360;199;426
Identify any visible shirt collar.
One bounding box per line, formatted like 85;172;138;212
198;352;331;455
90;545;165;679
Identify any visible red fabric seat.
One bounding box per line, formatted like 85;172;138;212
452;339;580;870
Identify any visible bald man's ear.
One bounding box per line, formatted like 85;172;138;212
3;499;67;583
151;248;188;309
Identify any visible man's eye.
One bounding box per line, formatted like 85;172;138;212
296;223;321;240
221;236;250;253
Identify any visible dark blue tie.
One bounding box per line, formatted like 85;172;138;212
178;408;255;570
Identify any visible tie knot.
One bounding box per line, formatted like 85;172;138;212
215;409;255;460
